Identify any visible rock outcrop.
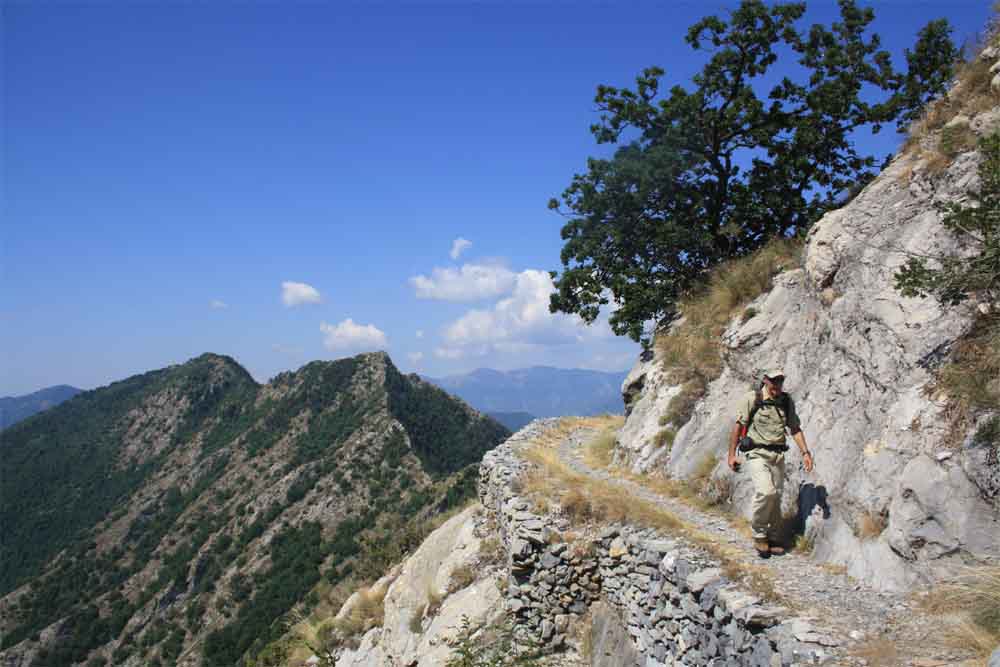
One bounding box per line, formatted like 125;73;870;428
615;107;1000;592
333;505;504;667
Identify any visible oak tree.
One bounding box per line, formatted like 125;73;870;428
549;0;957;343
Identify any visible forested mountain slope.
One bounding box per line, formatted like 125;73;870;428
0;352;508;667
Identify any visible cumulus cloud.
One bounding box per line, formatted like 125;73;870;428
281;281;322;307
408;351;425;364
434;346;466;360
415;330;424;339
409;263;516;301
210;300;229;310
450;237;472;260
443;269;586;347
320;319;387;353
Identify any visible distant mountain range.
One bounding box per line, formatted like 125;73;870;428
0;385;82;430
425;366;629;418
485;411;536;432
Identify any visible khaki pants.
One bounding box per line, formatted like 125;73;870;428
746;448;785;541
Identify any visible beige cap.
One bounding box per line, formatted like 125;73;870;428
764;369;786;380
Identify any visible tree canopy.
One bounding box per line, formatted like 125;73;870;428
548;0;958;343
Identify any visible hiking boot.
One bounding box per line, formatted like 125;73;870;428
753;539;770;558
768;544;786;556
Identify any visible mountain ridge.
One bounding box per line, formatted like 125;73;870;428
0;350;509;667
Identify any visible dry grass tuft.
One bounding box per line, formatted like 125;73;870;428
852;638;900;667
479;535;504;565
820;562;848;576
408;604;426;633
582;420;623;469
520;421;786;605
425;582;444;618
333;586;387;638
653;427;676;451
793;533;815;554
856;510;888;540
920;565;1000;659
655;238;802;429
448;563;477;592
904;28;1000;172
933;316;1000;447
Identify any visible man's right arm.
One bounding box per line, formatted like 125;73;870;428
729;391;751;471
727;421;742;471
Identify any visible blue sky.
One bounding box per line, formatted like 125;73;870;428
3;1;994;395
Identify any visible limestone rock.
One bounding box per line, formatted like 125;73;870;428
614;112;1000;590
335;506;503;667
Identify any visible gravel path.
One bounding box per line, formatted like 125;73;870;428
541;421;978;667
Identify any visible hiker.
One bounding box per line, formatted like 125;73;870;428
727;370;813;558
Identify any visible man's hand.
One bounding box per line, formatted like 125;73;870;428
727;451;740;472
802;451;814;473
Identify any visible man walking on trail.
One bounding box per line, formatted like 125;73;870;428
727;370;814;558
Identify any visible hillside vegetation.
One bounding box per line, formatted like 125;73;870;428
0;352;508;667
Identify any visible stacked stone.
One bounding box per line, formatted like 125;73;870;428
479;421;838;665
595;527;833;666
479;420;597;648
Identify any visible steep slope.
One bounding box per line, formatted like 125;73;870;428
0;384;82;429
616;101;1000;590
0;352;508;667
426;366;628;417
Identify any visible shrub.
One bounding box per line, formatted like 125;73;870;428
448;564;477;593
408;605;425;634
974;415;1000;448
652;428;675;451
445;614;543;667
425;583;444;618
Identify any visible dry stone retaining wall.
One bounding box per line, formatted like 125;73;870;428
479;421;835;667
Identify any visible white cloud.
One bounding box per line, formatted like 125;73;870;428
320;319;387;353
434;346;466;360
409;263;516;301
443;269;585;347
415;330;424;339
408;351;425;364
281;281;322;307
210;300;229;310
450;237;472;260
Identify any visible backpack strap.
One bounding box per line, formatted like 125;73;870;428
745;388;788;432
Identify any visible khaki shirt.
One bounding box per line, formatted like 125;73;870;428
736;387;801;445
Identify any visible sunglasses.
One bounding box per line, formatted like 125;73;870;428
767;376;785;384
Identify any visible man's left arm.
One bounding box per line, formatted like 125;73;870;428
791;430;813;472
786;399;813;473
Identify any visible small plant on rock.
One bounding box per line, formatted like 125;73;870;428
445;614;543;667
449;564;477;593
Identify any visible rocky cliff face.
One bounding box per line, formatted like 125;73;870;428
616;104;1000;592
